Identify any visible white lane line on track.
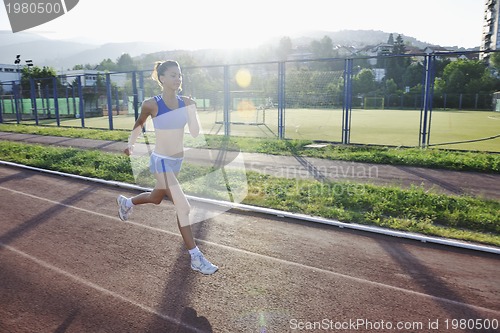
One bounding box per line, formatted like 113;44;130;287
1;160;499;255
1;184;500;316
0;242;207;333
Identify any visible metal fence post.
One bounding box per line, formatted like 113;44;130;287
106;73;114;130
278;61;285;139
138;71;144;106
29;78;38;125
223;65;230;137
13;81;21;124
52;77;60;126
420;54;435;148
342;58;353;144
115;86;119;115
65;83;70;120
76;76;85;128
132;71;139;120
44;84;50;118
0;92;3;124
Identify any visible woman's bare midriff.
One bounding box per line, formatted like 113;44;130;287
153;128;186;158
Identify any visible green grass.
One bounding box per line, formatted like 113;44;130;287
244;174;500;246
0;140;499;247
1;123;499;173
0;141;133;182
4;107;500;151
0;123;128;141
281;109;500;152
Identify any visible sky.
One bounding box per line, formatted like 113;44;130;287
0;0;485;49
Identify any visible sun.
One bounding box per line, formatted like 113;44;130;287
235;68;252;88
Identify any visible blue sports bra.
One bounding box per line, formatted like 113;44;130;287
152;95;188;130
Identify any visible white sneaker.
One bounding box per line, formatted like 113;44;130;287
116;195;132;221
191;253;218;275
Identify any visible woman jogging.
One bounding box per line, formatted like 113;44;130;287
116;60;218;275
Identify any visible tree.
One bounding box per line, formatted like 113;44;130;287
310;36;337;70
488;51;500;76
277;36;292;61
433;58;451;78
441;59;492;94
402;62;424;89
392;35;406;54
433;58;500;109
387;33;394;45
310;35;335;59
98;58;117;71
20;65;57;91
116;53;136;72
385;34;411;89
352;68;376;96
384;78;398;94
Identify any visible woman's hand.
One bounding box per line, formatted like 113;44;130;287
124;145;134;156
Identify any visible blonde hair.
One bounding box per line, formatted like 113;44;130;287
151;60;181;87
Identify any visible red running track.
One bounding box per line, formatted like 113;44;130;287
0;164;499;332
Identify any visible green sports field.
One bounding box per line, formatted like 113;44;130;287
14;107;500;152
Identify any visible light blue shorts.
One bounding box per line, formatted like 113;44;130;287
149;152;183;174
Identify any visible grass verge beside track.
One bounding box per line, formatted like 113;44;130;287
0;124;499;172
0;140;498;247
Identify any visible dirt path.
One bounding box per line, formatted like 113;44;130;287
0;131;499;200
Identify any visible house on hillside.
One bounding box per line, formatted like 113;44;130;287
423;46;479;61
288;46;314;61
423;46;451;54
357;43;394;66
334;45;357;58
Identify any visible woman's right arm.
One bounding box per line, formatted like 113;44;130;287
124;99;154;155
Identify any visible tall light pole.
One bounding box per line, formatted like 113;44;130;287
23;59;34;91
14;54;22;87
14;54;21;79
13;55;33;85
13;55;34;114
25;59;34;116
14;55;22;115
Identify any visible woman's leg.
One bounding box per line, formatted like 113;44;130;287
156;172;196;250
117;174;170;221
130;188;167;205
157;171;218;274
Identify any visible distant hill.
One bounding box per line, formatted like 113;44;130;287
287;29;474;50
1;39;96;68
0;31;96;68
0;29;478;69
0;30;49;45
0;30;178;69
51;42;180;70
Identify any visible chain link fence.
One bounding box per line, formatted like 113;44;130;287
1;51;499;152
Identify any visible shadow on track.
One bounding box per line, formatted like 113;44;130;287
0;185;96;246
378;240;485;319
143;211;214;333
53;308;80;333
